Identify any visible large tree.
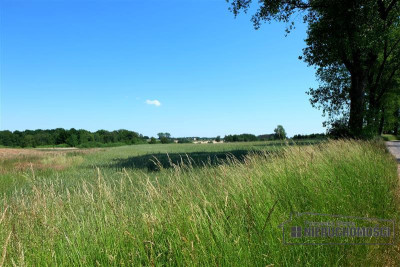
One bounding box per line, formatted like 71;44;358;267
228;0;400;137
274;125;287;139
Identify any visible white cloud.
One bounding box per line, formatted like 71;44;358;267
145;99;161;107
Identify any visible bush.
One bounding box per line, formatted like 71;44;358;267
327;119;351;138
292;133;327;140
224;134;257;142
177;138;192;144
160;137;172;144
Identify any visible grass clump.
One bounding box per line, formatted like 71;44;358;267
0;140;398;265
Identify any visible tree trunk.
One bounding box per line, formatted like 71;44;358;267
367;85;380;133
378;107;385;135
394;103;399;136
348;72;365;137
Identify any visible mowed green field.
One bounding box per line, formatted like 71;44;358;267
0;139;398;266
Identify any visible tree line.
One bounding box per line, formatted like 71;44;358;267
224;133;327;142
225;125;291;142
292;133;327;140
0;129;148;148
0;127;329;147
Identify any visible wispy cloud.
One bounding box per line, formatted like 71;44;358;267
145;99;161;107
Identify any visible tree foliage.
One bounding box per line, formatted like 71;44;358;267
149;137;158;144
274;125;287;139
157;133;171;139
227;0;400;137
224;134;258;142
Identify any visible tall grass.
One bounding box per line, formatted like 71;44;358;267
0;140;398;265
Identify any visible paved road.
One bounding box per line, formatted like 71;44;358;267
386;141;400;163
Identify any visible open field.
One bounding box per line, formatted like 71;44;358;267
0;140;399;265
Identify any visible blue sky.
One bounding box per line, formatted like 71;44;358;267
0;0;324;137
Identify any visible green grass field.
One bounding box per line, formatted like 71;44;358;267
0;139;398;266
382;134;400;141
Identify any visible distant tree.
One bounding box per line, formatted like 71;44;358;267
257;134;275;141
160;137;170;144
224;134;257;142
158;132;172;142
292;133;327;140
149;137;157;144
177;138;192;144
79;130;95;144
215;136;221;142
274;125;287;140
21;135;35;148
34;132;53;146
103;131;115;143
157;133;165;139
0;131;14;146
55;128;68;144
66;134;79;147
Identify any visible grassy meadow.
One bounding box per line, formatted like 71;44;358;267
0;140;399;266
